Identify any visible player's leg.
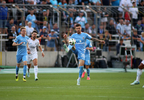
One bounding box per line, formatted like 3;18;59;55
63;44;73;53
85;65;90;80
15;55;22;81
33;58;38;81
27;64;31;77
27;55;31;77
130;61;144;86
22;55;28;82
77;59;85;85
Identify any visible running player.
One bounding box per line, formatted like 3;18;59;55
64;24;105;85
130;37;144;88
12;27;29;82
27;31;44;81
81;39;93;80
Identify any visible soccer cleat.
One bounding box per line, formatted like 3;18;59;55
35;78;38;81
27;73;30;77
63;44;69;53
130;80;140;85
87;76;90;80
23;78;26;82
77;79;80;85
15;76;19;81
82;71;86;78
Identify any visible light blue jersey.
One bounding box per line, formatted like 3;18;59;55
70;32;92;60
26;14;37;28
85;40;92;65
14;35;29;56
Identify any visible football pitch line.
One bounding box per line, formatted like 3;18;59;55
0;68;138;74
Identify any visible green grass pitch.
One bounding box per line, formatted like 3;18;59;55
0;73;144;100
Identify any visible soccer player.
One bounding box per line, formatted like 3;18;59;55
27;31;45;81
12;27;29;82
81;39;93;80
130;38;144;88
64;24;105;85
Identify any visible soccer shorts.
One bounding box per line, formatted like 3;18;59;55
16;55;28;64
27;54;38;64
85;56;90;65
71;49;85;60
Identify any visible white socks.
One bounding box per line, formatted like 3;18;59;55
136;69;142;82
34;66;38;79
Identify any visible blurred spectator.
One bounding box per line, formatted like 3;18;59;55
26;0;40;5
7;26;18;51
0;0;8;34
138;0;144;20
5;18;15;34
26;9;37;29
75;12;87;31
140;32;144;51
84;23;92;34
111;0;120;6
141;18;144;30
53;23;59;36
135;20;143;35
103;30;111;51
90;0;101;5
98;34;104;49
133;29;140;50
98;24;104;34
122;33;130;40
25;22;34;37
40;0;50;17
101;0;110;5
90;24;96;37
61;32;69;46
0;0;2;3
38;9;50;30
50;0;58;8
117;19;125;35
40;21;50;33
68;28;74;37
68;12;74;28
101;7;108;30
129;1;138;26
47;29;59;51
116;39;125;55
68;0;76;12
106;19;117;35
46;0;52;4
118;0;132;13
124;20;132;36
39;26;48;51
17;23;22;34
117;12;124;23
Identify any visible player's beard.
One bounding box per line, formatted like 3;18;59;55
33;36;36;40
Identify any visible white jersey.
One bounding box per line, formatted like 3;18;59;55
28;38;40;55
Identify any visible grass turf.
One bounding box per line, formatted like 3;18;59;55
0;73;144;100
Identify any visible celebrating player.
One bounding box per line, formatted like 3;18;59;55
81;39;93;80
12;27;29;82
27;31;44;81
64;24;105;85
130;37;144;88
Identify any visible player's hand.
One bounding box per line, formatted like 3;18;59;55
42;52;44;57
137;38;141;41
19;42;23;45
86;47;89;50
27;47;30;50
63;34;67;39
100;40;105;44
27;51;31;54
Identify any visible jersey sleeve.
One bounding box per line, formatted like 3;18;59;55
14;36;19;43
86;33;92;40
88;41;92;48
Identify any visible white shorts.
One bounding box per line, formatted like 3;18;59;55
141;60;144;65
27;53;38;64
101;17;108;22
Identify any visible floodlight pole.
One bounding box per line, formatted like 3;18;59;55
86;6;98;47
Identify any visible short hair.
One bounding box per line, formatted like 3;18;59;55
120;38;123;41
31;30;38;34
141;32;144;35
85;23;88;26
20;27;26;31
76;24;81;27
